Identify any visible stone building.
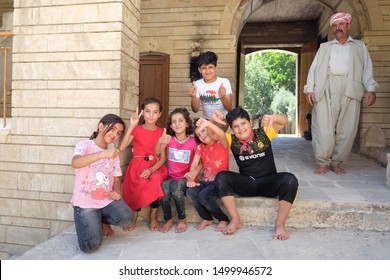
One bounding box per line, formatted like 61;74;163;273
0;0;389;258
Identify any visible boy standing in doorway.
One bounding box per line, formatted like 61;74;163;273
188;51;233;131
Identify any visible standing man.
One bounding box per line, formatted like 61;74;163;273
304;12;378;175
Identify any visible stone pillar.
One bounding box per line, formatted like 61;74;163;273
387;153;390;186
0;0;140;257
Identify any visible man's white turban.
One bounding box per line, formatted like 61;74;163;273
329;12;352;27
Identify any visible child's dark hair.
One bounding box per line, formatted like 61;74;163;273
226;106;251;128
192;118;202;144
166;107;193;136
197;51;218;67
141;97;162;112
90;114;126;140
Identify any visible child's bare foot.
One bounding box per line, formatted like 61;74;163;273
102;224;115;238
175;218;187;233
222;219;243;235
123;222;136;232
215;220;229;232
314;164;328;175
123;211;137;231
149;217;160;231
159;219;174;233
273;224;289;240
149;208;160;231
196;219;214;230
330;164;346;175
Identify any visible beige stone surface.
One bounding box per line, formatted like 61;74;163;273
387;153;390;185
6;226;49;246
1;0;390;260
363;125;386;147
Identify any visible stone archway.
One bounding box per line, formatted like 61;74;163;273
228;0;373;38
224;0;373;136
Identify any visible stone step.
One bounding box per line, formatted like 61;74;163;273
138;196;390;231
135;136;390;232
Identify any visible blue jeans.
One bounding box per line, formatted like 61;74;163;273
160;178;187;221
186;181;229;222
73;199;133;253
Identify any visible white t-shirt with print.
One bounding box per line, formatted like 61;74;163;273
195;77;232;119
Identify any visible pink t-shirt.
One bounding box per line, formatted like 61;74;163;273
70;140;122;209
167;136;198;180
196;140;229;181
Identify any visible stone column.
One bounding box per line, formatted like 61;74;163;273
387;153;390;186
0;0;140;257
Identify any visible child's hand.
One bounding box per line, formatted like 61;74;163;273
130;107;143;127
188;81;197;97
184;170;196;182
218;83;226;99
101;146;120;159
140;168;153;179
261;114;274;133
195;118;210;139
211;110;226;126
186;181;200;188
196;117;209;130
158;128;171;145
109;191;121;200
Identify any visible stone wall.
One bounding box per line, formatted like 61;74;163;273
362;30;390;146
1;0;390;259
139;0;237;116
0;0;140;258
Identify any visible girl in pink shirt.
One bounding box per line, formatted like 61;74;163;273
71;114;133;253
155;108;200;233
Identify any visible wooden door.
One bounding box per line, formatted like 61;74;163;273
139;55;169;128
298;39;317;136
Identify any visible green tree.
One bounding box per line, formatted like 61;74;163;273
260;52;296;94
271;87;296;121
244;54;274;115
244;51;297;123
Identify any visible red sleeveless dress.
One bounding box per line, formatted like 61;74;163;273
122;125;167;210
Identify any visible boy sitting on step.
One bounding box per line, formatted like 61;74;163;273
214;106;299;240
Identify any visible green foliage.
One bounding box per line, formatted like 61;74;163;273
244;51;297;121
260;52;297;94
271;87;296;121
243;55;274;116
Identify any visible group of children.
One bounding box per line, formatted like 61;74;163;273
70;51;299;253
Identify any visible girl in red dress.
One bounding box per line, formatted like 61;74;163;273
119;98;168;231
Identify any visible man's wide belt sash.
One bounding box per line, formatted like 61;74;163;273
328;72;347;77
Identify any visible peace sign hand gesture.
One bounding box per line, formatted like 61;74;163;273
130;107;143;127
